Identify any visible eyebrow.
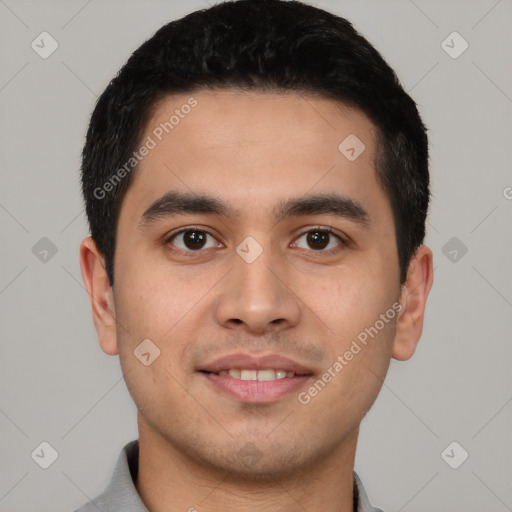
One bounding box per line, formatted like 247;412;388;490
138;191;370;228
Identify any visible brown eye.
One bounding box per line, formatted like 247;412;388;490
167;229;219;252
293;228;344;252
182;230;207;250
306;230;330;250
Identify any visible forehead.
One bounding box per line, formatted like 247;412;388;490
122;88;389;225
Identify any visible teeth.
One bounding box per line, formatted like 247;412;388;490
217;369;296;381
256;369;276;381
240;370;257;381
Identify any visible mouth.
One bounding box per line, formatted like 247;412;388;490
198;353;315;403
199;368;311;381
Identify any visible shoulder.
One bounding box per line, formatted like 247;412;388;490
354;471;385;512
72;439;142;512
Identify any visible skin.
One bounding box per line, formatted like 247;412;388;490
80;89;433;512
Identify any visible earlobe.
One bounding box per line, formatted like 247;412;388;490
79;236;119;356
392;245;434;361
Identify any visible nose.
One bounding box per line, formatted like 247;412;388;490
213;247;302;335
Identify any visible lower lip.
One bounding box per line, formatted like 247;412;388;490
200;372;312;403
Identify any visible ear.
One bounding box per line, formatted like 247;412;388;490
79;236;118;355
392;245;434;361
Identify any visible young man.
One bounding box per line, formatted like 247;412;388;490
78;0;433;510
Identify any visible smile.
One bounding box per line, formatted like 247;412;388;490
199;370;312;403
206;368;297;381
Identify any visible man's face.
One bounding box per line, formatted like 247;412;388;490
111;89;401;476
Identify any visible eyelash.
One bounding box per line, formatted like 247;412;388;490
164;226;348;257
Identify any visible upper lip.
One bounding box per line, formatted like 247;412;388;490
199;352;314;375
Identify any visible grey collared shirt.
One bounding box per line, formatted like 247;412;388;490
74;440;383;512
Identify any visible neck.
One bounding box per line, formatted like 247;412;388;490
135;417;358;512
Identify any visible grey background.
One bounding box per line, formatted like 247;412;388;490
0;0;511;510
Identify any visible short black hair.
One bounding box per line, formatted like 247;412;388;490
81;0;429;285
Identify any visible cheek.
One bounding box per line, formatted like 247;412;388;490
300;316;396;426
121;352;189;430
309;272;398;408
114;254;205;337
112;258;225;385
311;267;397;338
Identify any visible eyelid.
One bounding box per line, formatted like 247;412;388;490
291;226;348;251
164;225;224;253
165;225;217;242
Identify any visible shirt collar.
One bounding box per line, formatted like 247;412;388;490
80;440;383;512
